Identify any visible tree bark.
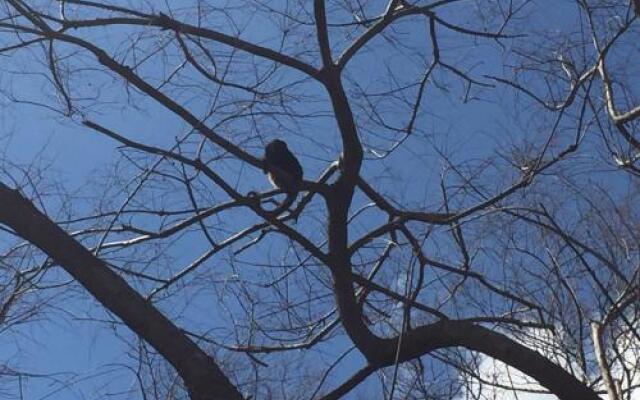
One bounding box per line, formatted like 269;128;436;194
0;183;243;400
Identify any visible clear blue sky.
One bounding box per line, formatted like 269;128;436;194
0;0;634;399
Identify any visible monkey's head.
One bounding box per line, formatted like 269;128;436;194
265;139;288;158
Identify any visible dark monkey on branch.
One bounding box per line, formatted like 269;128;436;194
260;139;303;215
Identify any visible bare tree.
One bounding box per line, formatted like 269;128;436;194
0;0;638;399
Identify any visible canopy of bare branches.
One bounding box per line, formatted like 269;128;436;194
0;1;638;399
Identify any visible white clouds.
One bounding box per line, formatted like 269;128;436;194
453;326;640;400
462;356;560;400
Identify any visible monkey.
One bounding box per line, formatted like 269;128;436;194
260;139;303;216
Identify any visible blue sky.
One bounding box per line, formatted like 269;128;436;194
0;0;559;397
0;0;637;399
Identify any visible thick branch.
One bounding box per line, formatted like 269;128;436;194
0;183;243;400
591;322;619;400
372;320;601;400
314;0;333;67
57;13;321;79
398;321;600;400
